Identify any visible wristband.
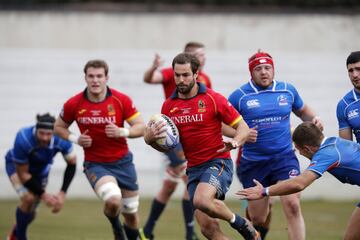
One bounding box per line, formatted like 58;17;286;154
68;133;79;144
118;128;130;138
261;187;269;197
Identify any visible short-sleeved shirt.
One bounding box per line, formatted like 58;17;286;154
5;126;73;177
60;87;139;163
307;137;360;186
161;67;212;99
162;83;242;167
336;89;360;142
228;80;304;161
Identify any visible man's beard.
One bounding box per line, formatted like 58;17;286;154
176;80;195;94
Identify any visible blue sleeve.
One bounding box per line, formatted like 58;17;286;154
287;83;304;111
336;100;350;130
56;136;73;156
12;131;30;165
228;89;242;112
306;147;339;177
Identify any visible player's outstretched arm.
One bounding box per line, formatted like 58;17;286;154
237;170;318;200
144;53;164;84
294;104;324;131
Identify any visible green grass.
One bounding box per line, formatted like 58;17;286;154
0;198;356;240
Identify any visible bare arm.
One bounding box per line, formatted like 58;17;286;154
144;53;165;84
237;170;318;200
218;119;250;152
294;104;324;131
339;128;353;141
54;117;92;147
105;114;145;139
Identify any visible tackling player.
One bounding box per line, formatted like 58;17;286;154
238;122;360;240
6;113;77;240
144;53;260;240
54;59;146;240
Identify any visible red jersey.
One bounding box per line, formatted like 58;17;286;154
60;87;139;163
161;83;242;167
161;67;212;99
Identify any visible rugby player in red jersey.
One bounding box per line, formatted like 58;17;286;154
144;53;261;240
54;59;146;240
142;42;211;240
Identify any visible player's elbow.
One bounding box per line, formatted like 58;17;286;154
291;182;307;193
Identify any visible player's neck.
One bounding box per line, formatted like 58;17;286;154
178;84;199;99
86;89;107;103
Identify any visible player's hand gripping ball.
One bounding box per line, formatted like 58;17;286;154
150;114;179;150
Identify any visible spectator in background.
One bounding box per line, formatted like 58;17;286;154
6;113;77;240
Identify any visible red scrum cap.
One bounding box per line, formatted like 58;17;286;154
248;50;274;73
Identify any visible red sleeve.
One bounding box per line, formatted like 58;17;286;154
213;91;242;127
60;97;78;124
161;68;174;84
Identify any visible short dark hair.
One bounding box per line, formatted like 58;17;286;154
292;122;324;148
172;53;200;74
184;42;205;53
83;59;109;76
346;51;360;66
36;113;55;130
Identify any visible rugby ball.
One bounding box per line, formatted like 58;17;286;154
149;114;179;150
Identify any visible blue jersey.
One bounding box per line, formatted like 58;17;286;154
336;89;360;143
5;126;73;177
228;80;304;161
307;137;360;186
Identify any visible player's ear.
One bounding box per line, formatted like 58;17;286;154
193;71;198;80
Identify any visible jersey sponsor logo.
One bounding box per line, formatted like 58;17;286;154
90;110;102;116
171;114;204;124
246;99;260;108
77;116;116;125
288;169;299;178
277;94;289;106
181;108;192;114
348;109;359;120
252;116;283;124
78;109;87;115
198;100;206;113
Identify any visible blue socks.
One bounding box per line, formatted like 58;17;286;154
182;199;195;240
16;207;35;240
143;199;166;236
105;214;126;240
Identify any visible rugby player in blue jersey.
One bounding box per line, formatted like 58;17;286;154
5;113;77;240
228;50;323;240
337;51;360;142
238;122;360;240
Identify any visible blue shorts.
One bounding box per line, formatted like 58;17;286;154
237;150;300;188
165;143;186;167
83;152;138;191
187;158;233;201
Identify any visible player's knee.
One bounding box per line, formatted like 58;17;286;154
121;196;139;214
199;218;221;238
283;200;302;218
250;214;268;225
96;182;121;202
21;192;37;209
192;196;210;213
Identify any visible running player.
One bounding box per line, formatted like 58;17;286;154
228;50;323;240
142;42;211;240
337;51;360;142
54;59;146;240
144;53;260;240
6;113;77;240
238;122;360;240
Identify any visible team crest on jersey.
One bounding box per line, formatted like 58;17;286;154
246;99;260;108
348;109;359;120
198;100;206;113
288;169;299;178
107;104;115;116
277;95;288;106
78;109;87;115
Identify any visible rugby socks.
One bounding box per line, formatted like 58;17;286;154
255;225;269;239
106;214;126;240
182;199;195;240
143;198;166;236
123;224;139;240
230;213;258;240
16;207;34;240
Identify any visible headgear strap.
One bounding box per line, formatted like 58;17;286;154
35;113;55;130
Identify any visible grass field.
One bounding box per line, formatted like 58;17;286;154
0;198;356;240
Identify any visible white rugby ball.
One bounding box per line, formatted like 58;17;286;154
150;114;179;150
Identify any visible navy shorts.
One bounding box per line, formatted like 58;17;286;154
237;150;300;188
83;152;139;191
165;143;186;167
187;158;233;201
